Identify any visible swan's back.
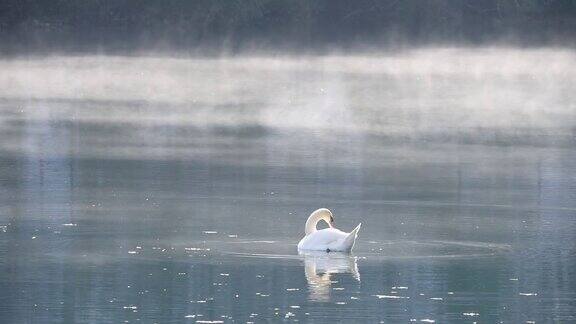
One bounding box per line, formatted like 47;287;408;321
298;224;361;252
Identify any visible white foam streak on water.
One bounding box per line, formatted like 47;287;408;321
374;295;409;299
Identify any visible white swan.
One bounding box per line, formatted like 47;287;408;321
297;208;361;253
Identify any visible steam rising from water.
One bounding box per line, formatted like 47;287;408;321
0;48;574;157
1;48;575;324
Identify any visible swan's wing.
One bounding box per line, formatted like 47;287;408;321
313;228;348;245
299;228;348;251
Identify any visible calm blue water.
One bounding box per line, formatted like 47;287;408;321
0;51;575;323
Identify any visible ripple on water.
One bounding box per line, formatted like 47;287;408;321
186;239;510;263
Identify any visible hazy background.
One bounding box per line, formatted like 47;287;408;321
1;1;576;323
1;0;575;55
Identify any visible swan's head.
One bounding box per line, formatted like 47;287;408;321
310;208;335;227
328;213;335;227
305;208;336;235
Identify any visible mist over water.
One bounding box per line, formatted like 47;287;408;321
2;49;575;146
0;48;575;323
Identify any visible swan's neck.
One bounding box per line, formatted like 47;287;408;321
305;216;320;235
305;210;330;235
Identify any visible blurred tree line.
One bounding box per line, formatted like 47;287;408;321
0;0;574;54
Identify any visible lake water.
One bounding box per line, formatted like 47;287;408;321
0;49;575;323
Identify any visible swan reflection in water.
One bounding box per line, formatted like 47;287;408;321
301;251;360;302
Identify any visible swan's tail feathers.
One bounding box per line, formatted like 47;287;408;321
343;223;362;252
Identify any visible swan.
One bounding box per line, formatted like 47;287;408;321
297;208;361;253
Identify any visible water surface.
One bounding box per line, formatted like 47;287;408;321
0;49;575;323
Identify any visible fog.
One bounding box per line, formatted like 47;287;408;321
1;20;576;321
1;48;574;151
